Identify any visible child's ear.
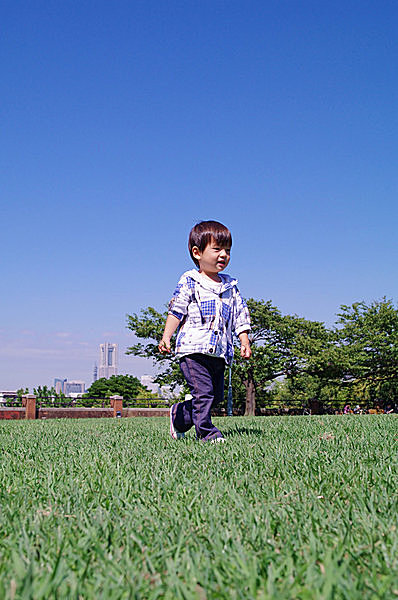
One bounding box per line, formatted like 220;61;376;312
192;246;201;260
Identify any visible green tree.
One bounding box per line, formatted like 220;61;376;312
85;374;149;399
233;300;337;415
336;298;398;406
126;307;187;390
33;385;52;399
126;300;335;415
232;300;285;415
275;313;344;410
126;297;398;414
16;387;29;401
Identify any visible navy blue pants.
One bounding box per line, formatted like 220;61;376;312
174;354;225;441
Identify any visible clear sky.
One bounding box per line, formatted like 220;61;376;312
1;1;397;391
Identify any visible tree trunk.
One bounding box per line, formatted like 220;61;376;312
244;368;256;416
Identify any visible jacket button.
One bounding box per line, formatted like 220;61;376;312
214;331;218;335
209;348;214;353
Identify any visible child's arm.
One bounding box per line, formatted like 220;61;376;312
234;288;252;359
158;314;180;353
159;275;192;353
238;331;252;359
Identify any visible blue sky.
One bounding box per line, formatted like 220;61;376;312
1;1;397;391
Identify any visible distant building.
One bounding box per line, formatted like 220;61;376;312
93;363;98;382
0;391;18;404
54;378;67;394
64;381;85;397
99;343;118;379
0;390;18;398
54;379;85;397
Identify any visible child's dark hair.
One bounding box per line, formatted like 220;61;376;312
188;220;232;267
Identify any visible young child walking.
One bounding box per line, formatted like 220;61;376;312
159;220;251;442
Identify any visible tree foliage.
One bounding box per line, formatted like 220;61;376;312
126;297;398;414
126;307;187;389
233;300;337;414
85;374;148;399
33;385;56;400
336;298;398;404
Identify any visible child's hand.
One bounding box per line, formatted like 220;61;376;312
240;344;252;359
158;339;171;353
238;332;251;359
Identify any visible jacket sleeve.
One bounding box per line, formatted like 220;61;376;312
168;276;193;321
234;289;251;336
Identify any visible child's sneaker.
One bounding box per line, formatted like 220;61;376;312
170;404;185;440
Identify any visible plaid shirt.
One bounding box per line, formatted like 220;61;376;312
168;269;251;365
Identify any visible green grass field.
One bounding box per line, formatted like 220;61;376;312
0;416;397;599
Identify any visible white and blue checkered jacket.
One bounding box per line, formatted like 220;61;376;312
168;269;251;365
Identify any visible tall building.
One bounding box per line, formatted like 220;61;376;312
93;363;98;382
99;343;118;379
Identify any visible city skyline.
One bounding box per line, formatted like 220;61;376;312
1;2;397;390
0;328;152;391
0;342;151;394
44;343;146;396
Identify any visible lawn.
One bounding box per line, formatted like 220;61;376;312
0;415;397;599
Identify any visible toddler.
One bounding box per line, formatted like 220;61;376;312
159;220;251;442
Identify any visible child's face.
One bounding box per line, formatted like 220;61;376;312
192;239;231;276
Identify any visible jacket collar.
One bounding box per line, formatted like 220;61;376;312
185;269;238;292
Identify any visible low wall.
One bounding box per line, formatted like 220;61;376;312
0;401;170;420
37;407;169;419
38;407;115;419
0;407;25;420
